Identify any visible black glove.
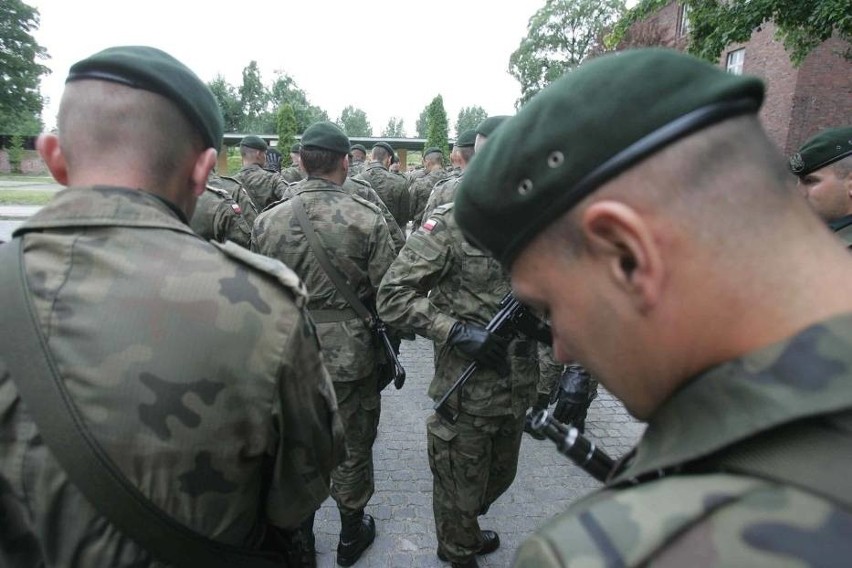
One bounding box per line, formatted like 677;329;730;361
447;320;510;376
553;364;598;433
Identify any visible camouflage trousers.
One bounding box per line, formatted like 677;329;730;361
330;375;381;514
427;411;525;561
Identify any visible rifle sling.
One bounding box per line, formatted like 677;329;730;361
0;239;283;568
291;194;373;325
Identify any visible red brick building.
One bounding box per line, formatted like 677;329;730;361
625;1;852;155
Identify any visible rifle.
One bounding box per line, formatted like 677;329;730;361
373;306;406;392
433;292;551;424
529;409;615;483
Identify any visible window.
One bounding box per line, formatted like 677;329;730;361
678;4;691;37
726;48;745;75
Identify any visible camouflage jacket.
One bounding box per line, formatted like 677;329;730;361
252;178;397;383
409;168;448;232
190;184;253;248
421;171;462;225
0;186;344;567
830;214;852;249
348;159;365;178
234;163;289;211
376;204;537;417
280;165;305;184
356;161;410;229
513;313;852;567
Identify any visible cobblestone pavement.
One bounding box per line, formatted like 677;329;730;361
313;336;645;567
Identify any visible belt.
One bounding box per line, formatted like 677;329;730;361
309;307;360;323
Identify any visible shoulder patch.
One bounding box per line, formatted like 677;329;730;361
211;240;308;308
205;185;230;199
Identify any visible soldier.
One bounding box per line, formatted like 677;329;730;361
790;126;852;248
190;171;255;248
234;135;289;210
454;48;852;567
474;115;510;152
377;202;539;565
281;142;306;184
409;147;447;233
420;129;476;223
356;141;410;230
0;45;343;567
252;121;398;567
348;143;368;177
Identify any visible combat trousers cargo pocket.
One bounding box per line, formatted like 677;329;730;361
427;413;457;484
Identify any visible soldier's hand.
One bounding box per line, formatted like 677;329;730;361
552;364;596;433
447;320;510;376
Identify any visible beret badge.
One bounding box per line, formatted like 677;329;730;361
789;152;805;174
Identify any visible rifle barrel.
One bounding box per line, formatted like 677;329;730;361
531;409;615;483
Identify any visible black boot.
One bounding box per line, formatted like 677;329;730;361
336;509;376;567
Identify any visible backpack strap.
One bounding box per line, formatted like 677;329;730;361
0;238;284;568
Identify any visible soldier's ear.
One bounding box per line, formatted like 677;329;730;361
190;148;217;197
36;134;68;186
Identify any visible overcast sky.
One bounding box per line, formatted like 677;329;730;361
28;0;553;136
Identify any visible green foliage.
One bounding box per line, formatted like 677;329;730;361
338;106;372;137
609;0;851;66
0;0;49;135
238;61;269;132
509;0;626;108
455;106;489;137
7;135;24;173
0;189;55;205
269;72;328;132
425;95;450;158
416;105;429;138
276;104;298;154
382;117;406;137
208;75;242;133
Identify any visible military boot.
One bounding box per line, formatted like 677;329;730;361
336;509;376;567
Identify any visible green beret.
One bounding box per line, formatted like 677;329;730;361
373;141;395;156
455;129;477;148
240;135;268;152
423;146;443;156
790;127;852;176
290;143;302;153
476;115;510;137
67;46;223;150
350;143;367;153
455;48;765;267
301;121;350;155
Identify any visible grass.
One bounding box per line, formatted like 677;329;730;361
0;190;56;206
0;174;55;182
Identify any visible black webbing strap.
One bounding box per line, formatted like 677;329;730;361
291;194;373;325
0;239;283;568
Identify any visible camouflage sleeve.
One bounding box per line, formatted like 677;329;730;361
367;210;400;291
537;343;563;398
376;221;457;342
397;182;410;226
265;310;345;530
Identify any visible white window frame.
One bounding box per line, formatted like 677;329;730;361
726;48;745;75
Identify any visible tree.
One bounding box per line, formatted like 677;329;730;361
609;0;851;66
415;105;429;138
382;117;405;138
269;71;328;132
338;106;372;137
508;0;626;107
239;61;270;133
425;95;449;158
207;75;243;133
0;0;49;135
455;106;489;137
276;104;298;156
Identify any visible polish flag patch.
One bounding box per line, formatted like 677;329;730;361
422;218;437;233
231;203;242;214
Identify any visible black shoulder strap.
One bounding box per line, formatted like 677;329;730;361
291;194;373;325
0;239;283;568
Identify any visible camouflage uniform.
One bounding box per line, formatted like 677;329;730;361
252;178;397;515
348;159;366;178
207;171;258;226
421;173;462;226
514;314;852;567
280;165;305;184
0;186;344;567
377;203;538;563
356;161;410;230
409;168;448;233
190;174;255;248
234;163;289;211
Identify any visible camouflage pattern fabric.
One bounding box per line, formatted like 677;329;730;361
280;165;305;184
356;161;411;230
513;313;852;567
409;168;448;233
207;172;259;227
347;159;365;178
233;163;290;211
405;166;427;185
377;203;538;561
420;173;462;226
190;184;253;248
537;343;563;399
252;177;397;516
0;186;344;567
